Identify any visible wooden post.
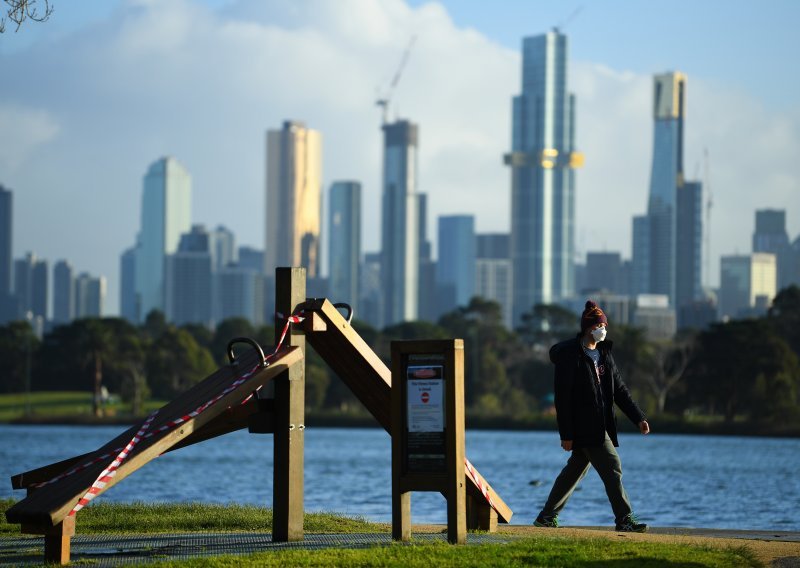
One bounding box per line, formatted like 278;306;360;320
446;340;466;544
273;267;305;542
22;516;75;565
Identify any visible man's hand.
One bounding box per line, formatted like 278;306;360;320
639;420;650;435
560;439;573;451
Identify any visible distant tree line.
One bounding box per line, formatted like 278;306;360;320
1;286;799;428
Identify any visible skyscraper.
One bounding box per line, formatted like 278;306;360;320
53;259;75;325
165;225;214;327
74;273;106;318
632;71;703;313
505;30;583;322
134;157;191;322
647;72;686;305
752;209;791;289
328;181;361;309
381;119;419;325
719;253;777;320
14;253;47;320
0;186;12;323
120;245;137;322
265;121;322;277
475;233;512;328
436;215;476;311
676;180;703;312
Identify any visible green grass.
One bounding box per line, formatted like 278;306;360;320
148;537;758;567
1;500;759;567
0;499;378;536
0;391;164;422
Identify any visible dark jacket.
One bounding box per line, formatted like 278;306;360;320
549;336;645;448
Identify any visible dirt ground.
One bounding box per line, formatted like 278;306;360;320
498;525;800;567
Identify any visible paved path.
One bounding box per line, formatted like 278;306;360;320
1;527;798;566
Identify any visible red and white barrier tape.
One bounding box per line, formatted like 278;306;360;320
465;457;496;511
69;411;158;515
40;311;308;509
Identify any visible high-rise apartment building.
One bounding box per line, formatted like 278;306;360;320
381;119;419;325
752;209;792;290
676;180;703;312
584;252;624;294
74;273;105;318
505;30;583;322
134;157;191;322
328;181;361;309
437;215;476;312
165;225;214;327
0;186;13;323
475;233;512;328
719;253;777;320
14;253;48;320
120;245;137;322
53;260;75;324
217;264;265;326
265;121;322;277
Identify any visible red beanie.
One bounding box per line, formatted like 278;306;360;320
581;300;607;333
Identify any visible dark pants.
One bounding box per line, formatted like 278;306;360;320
540;433;633;524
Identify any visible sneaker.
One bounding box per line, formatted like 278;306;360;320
533;513;560;528
615;513;648;532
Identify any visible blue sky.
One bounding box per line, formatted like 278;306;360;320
1;0;799;316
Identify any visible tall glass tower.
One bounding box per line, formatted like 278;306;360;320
505;30;582;322
381;119;419;325
0;186;12;323
265;121;322;278
328;181;361;310
436;215;476;310
647;72;686;305
135;156;192;322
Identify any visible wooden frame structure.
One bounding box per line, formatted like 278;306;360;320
391;339;466;544
301;297;513;527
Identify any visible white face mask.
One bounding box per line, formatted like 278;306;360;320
591;327;607;342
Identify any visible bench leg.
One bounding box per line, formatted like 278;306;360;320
466;496;498;532
24;516;75;565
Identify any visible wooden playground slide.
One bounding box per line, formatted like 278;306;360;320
301;298;514;524
6;346;302;529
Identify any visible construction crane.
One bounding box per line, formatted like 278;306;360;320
376;35;417;125
555;6;583;32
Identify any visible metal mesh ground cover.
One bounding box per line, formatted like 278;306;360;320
0;531;514;566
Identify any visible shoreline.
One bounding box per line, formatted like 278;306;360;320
4;413;799;438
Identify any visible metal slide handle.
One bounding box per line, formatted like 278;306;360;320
226;337;268;367
333;302;354;324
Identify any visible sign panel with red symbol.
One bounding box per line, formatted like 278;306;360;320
405;360;445;473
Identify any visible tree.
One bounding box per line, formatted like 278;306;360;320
684;320;800;422
146;327;216;399
1;0;52;33
438;297;530;415
516;303;577;349
0;321;39;394
211;317;255;364
767;285;800;356
641;338;695;414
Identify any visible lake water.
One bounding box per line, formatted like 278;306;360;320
1;425;798;531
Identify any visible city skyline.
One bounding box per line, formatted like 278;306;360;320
1;0;799;315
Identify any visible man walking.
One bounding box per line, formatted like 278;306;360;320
534;300;650;532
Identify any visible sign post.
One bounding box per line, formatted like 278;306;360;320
391;339;466;544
